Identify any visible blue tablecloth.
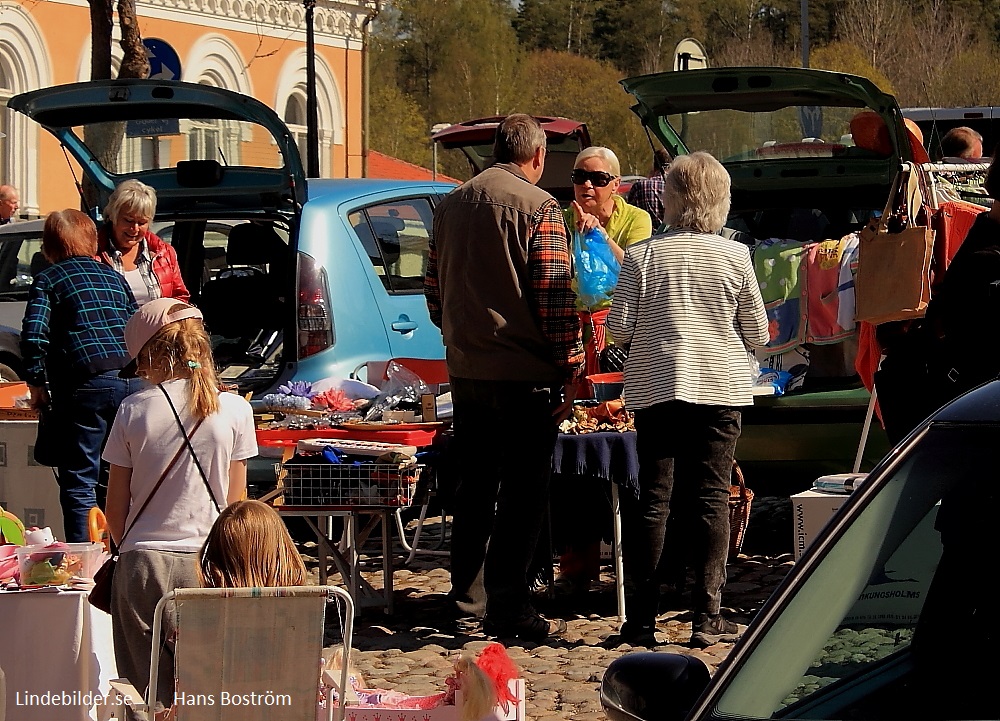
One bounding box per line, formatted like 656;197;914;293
553;431;639;499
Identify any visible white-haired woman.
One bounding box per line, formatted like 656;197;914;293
97;179;190;305
608;152;769;648
558;146;652;593
564;146;651;372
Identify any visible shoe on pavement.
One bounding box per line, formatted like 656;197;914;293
483;614;567;641
690;613;742;648
618;621;659;647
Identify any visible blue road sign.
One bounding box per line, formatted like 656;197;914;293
143;38;182;81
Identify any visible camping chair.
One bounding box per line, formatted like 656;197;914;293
105;586;354;721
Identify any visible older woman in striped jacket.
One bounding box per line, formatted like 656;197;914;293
607;151;769;648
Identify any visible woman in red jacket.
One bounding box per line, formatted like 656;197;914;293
97;179;190;305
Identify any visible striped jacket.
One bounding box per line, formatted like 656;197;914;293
607;229;769;409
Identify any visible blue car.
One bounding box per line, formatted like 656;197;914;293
9;81;455;394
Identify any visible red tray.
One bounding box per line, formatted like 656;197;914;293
256;427;441;449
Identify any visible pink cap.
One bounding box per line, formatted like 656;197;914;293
120;298;204;377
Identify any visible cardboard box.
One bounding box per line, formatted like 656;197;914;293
344;679;525;721
0;420;64;532
0;382;29;408
790;490;848;560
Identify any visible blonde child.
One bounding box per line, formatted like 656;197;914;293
199;499;306;587
103;298;257;717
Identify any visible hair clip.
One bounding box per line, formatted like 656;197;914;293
187;360;201;369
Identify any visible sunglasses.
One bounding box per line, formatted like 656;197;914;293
571;169;617;187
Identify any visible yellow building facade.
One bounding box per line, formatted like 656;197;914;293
1;0;371;217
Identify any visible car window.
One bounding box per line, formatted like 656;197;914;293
0;234;46;298
666;106;880;164
710;425;994;720
350;198;434;294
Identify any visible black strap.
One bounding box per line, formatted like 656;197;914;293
118;415;205;550
160;384;222;513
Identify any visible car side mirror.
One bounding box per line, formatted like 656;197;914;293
600;652;710;721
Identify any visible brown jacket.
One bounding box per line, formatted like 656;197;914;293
429;163;573;383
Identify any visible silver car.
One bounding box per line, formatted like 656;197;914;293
0;218;46;380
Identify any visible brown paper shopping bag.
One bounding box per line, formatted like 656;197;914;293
855;165;935;325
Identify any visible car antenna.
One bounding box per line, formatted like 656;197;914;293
61;145;97;220
218;147;229;166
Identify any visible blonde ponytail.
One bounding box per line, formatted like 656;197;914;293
137;317;221;418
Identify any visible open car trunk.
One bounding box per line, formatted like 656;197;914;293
620;67;917;475
431;116;591;205
621;67;912;384
9;80;306;394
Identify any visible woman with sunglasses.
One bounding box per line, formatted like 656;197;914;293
564;147;652;374
559;147;651;594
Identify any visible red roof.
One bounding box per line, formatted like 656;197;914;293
368;151;460;184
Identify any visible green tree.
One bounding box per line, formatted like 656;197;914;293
436;0;524;119
810;42;895;93
515;0;599;54
928;42;1000;106
370;83;432;167
520;50;650;174
393;0;465;119
592;0;675;75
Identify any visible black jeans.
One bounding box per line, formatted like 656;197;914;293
449;377;560;624
622;401;741;627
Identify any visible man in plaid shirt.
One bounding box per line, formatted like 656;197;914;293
626;148;672;229
426;114;583;641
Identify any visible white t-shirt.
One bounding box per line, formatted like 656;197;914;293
123;268;152;306
103;379;258;553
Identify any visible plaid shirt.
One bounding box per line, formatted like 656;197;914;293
100;235;162;303
425;192;584;384
626;174;666;229
20;256;138;386
527;199;585;382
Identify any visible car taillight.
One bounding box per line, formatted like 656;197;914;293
297;253;334;359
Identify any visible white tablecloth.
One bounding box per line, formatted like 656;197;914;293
0;589;117;721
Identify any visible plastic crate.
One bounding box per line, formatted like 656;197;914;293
280;460;423;508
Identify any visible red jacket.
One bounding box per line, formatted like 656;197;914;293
97;227;190;303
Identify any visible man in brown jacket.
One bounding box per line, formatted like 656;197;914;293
425;114;584;640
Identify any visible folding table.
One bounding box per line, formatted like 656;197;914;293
257;426;446;614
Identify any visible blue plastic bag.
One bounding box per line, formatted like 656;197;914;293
573;228;621;307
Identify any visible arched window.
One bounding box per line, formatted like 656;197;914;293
283;90;309;171
275;51;342;177
0;6;52;217
184;75;244;165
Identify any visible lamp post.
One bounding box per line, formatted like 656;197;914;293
801;0;809;68
361;1;382;178
430;122;451;181
304;0;320;178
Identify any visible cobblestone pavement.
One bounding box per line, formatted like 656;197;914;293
296;511;796;721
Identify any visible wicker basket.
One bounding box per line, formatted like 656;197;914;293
729;461;754;556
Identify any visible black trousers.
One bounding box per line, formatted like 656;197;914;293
449;377;561;624
622;401;741;627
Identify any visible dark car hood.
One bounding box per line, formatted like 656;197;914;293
432;116;591;204
9;80;306;218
